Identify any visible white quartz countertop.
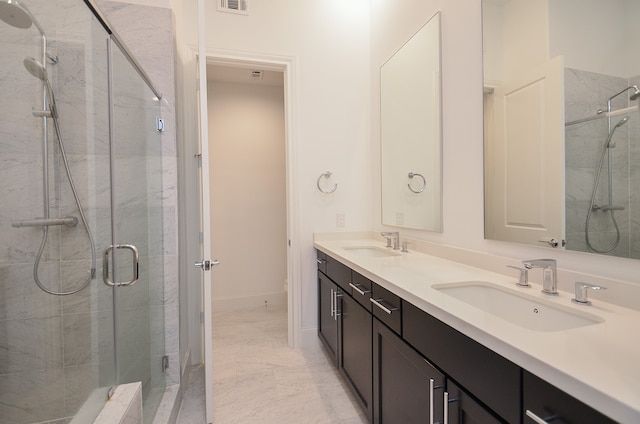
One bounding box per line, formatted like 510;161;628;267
314;237;640;423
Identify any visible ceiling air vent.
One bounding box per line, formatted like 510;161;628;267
218;0;248;15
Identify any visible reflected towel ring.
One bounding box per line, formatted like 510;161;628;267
317;171;337;194
407;172;426;193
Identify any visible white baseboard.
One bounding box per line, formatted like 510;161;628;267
212;292;287;312
298;326;319;349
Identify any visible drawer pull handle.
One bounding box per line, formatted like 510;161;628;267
370;297;398;314
443;391;458;424
525;410;558;424
349;282;370;296
330;288;335;318
428;377;444;424
316;258;327;264
334;290;342;320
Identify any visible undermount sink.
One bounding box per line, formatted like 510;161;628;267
433;281;604;332
342;246;401;258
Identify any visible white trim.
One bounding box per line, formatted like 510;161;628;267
204;48;300;349
212;292;287;312
196;2;214;422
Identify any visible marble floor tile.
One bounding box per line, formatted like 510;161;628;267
176;306;367;424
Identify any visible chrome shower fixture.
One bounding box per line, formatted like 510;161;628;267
609;85;640;105
0;0;31;28
23;56;48;80
24;56;57;117
0;0;44;34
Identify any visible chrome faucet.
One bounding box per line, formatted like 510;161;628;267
572;282;607;305
522;259;558;295
381;231;400;250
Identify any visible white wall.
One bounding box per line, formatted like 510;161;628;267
549;0;640;78
482;0;548;84
208;79;287;308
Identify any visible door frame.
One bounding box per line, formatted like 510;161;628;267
203;49;300;348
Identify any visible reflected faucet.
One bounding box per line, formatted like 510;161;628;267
522;259;558;295
381;232;400;250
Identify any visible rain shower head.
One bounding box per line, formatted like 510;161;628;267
0;0;32;29
0;0;45;35
609;85;640;105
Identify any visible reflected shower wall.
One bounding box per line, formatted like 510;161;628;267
565;68;640;258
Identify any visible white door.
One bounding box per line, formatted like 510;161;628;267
195;1;215;422
487;56;565;248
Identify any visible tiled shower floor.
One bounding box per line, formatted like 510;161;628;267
176;306;367;424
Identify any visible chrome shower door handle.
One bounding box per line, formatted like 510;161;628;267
103;244;140;287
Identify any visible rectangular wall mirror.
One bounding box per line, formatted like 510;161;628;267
483;0;640;259
381;12;442;232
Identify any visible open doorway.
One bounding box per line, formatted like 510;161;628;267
206;62;287;312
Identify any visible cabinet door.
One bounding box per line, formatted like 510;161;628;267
523;370;617;424
373;318;445;424
403;302;520;423
318;271;339;365
341;294;373;422
445;380;503;424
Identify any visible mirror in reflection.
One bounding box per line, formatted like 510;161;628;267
381;12;442;232
483;0;640;259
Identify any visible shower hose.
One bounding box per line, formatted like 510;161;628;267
33;113;97;296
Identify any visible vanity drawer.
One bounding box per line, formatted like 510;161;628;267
325;255;352;292
349;272;372;311
403;301;520;424
523;370;616;424
316;250;327;274
371;283;401;334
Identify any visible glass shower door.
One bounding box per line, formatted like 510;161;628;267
107;36;166;421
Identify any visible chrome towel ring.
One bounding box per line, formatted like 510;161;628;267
408;172;426;193
317;171;338;194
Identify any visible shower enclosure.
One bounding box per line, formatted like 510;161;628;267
0;0;167;422
565;68;640;258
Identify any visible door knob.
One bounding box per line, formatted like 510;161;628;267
194;259;220;271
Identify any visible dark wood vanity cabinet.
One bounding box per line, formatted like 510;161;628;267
318;270;340;365
317;253;373;420
523;370;617;424
445;380;503;424
316;250;617;424
373;318;444;424
340;293;373;422
403;301;520;423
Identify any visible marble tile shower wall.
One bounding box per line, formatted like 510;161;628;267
0;1;114;423
565;68;640;258
0;0;178;423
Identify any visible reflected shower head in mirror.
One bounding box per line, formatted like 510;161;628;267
0;0;32;29
615;116;630;128
609;85;640;105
